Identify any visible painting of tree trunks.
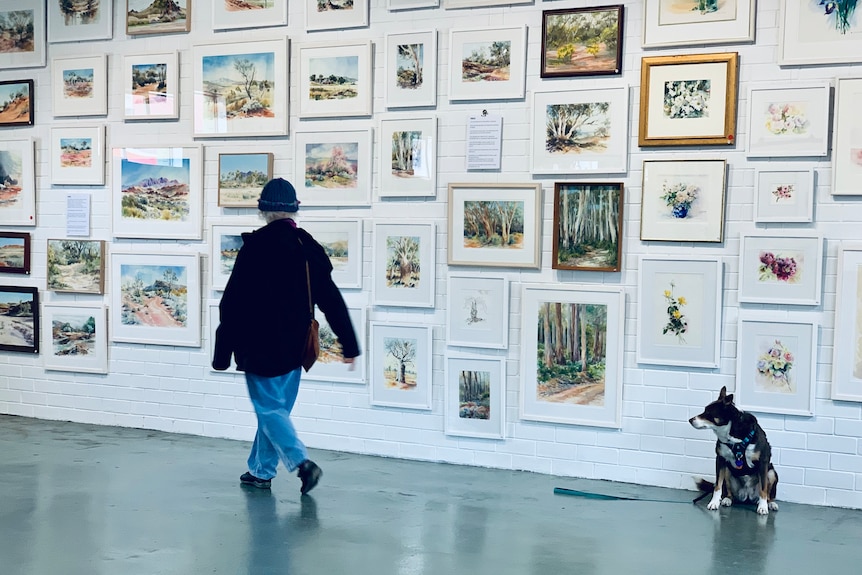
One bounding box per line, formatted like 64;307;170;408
459;369;491;419
541;5;624;78
371;322;432;409
462;200;524;249
553;183;623;271
374;223;435;307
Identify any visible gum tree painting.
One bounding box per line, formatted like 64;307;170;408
0;148;24;208
47;239;102;293
309;56;359;101
386;235;421;289
60;138;92;168
63;68;94;99
120;157;190;222
219;234;243;275
459;369;491;419
315;230;349;271
396;43;423;90
0;9;35;54
202;51;275;123
225;0;274;10
463;200;524;249
304;142;358;188
546;102;611;155
543;8;621;75
555;184;621;270
58;0;102;26
0;81;30;125
383;336;417;389
462;41;510;82
51;312;96;357
120;264;188;328
536;301;607;406
391;130;422;178
131;62;167;104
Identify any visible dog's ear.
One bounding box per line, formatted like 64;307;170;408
725;393;734;404
718;386;727;401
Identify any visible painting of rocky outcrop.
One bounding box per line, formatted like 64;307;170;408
126;0;188;35
120;157;190;222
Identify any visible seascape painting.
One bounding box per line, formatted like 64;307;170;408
304;142;358;189
201;51;275;123
0;148;24;208
395;43;423;90
119;263;188;328
57;0;103;26
59;138;92;168
0;288;36;351
47;239;103;294
459;369;491;420
461;41;510;82
0;9;36;54
462;200;524;250
0;236;24;270
51;312;96;357
542;7;622;76
658;0;735;25
0;81;31;125
385;235;421;289
120;156;190;222
126;0;188;34
308;56;359;101
545;102;611;155
383;336;418;390
554;184;621;270
218;153;270;206
62;67;94;99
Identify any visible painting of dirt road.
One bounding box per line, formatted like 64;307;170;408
47;239;104;294
120;264;188;328
0;288;37;352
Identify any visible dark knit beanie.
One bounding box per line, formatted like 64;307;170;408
258;177;300;212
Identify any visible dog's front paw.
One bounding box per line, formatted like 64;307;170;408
721;497;733;507
757;500;769;515
768;501;779;512
707;492;722;510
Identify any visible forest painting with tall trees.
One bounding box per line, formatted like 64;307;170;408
462;200;524;250
459;369;491;420
553;183;623;271
535;301;608;406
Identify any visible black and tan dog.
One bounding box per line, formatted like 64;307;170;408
689;386;779;515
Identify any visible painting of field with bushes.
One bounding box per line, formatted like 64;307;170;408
120;264;188;328
120;157;190;222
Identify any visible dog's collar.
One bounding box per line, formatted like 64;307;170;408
722;429;756;469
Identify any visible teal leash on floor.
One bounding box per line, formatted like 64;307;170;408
554;486;700;505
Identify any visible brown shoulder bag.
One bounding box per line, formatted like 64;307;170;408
299;240;319;372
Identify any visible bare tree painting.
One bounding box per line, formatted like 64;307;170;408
383;336;417;389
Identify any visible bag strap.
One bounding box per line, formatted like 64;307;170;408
296;237;314;319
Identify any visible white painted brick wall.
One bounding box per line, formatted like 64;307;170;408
1;0;862;510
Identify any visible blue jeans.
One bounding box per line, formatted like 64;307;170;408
245;369;308;479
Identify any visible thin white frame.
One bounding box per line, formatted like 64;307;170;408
738;232;824;306
753;166;815;223
300;219;363;290
448;183;542;269
293;129;372;207
641;0;756;48
123;51;180;121
212;0;287;31
112;146;203;240
379;116;437;198
216;150;273;208
388;0;439;10
370;322;433;410
110;251;202;348
448;26;527;102
735;313;818;417
832;78;862;197
48;0;113;43
208;300;237;374
209;220;259;292
746;82;831;158
306;0;368;31
0;137;36;226
832;242;862;402
640;159;727;243
531;86;629;175
192;39;289;138
0;2;46;70
297;40;373;119
42;303;108;374
384;30;437;109
304;305;367;384
446;273;509;350
444;354;506;439
52;55;108;117
373;222;436;308
50;125;106;186
779;0;862;66
520;284;625;429
125;0;190;36
636;256;722;369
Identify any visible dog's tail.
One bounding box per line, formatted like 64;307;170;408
695;478;714;493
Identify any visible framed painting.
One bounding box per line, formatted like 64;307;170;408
126;0;189;35
541;5;624;78
52;55;108;117
448;26;527;102
372;222;435;308
193;39;288;138
833;242;862;401
208;301;237;374
446;273;509;349
746;82;831;158
444;354;506;439
306;0;368;31
389;0;439;9
531;87;629;175
213;0;287;31
636;256;722;369
123;52;180;121
738;232;824;306
779;0;862;65
217;151;273;207
42;303;108;374
833;78;862;196
379;116;436;198
384;30;437;109
0;79;33;127
47;239;105;294
448;183;542;269
444;0;529;6
112;146;203;240
0;2;46;70
0;138;36;226
753;166;815;223
735;313;818;417
553;182;623;272
209;221;258;292
0;285;38;353
0;232;29;275
293;129;372;207
50;125;106;186
48;0;112;43
640;159;726;243
304;305;366;384
110;251;202;347
639;52;739;147
297;40;373;119
642;0;756;48
519;284;625;428
300;219;363;289
369;322;433;410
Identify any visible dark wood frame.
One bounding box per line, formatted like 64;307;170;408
0;232;31;275
552;182;624;272
0;79;34;127
540;5;624;78
0;285;39;353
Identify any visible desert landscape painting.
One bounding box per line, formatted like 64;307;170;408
218;153;270;206
0;235;25;271
63;68;94;99
0;9;36;54
0;80;31;125
131;62;167;104
304;142;358;189
0;288;36;351
50;312;97;358
308;56;359;101
120;263;188;328
59;138;93;168
47;239;103;294
0;148;24;209
127;0;188;34
225;0;273;10
120;156;190;221
315;231;349;271
201;51;275;123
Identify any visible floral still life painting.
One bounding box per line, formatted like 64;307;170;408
660;180;699;219
383;336;418;390
47;240;104;294
385;236;421;290
658;0;732;24
765;103;809;136
664;79;710;119
662;282;688;343
818;0;858;33
758;251;800;283
755;338;795;393
120;156;190;223
120;264;188;329
458;369;491;420
772;184;795;203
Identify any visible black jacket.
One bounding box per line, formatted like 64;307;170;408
212;218;359;376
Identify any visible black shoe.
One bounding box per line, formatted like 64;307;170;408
240;472;271;489
297;460;322;495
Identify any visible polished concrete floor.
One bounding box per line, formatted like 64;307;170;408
1;415;861;575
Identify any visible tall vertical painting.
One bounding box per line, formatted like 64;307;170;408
552;183;624;272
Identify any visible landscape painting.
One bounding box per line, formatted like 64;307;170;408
658;0;735;25
462;200;524;251
201;50;276;124
304;141;358;189
120;156;191;222
0;80;32;126
126;0;189;35
383;336;418;390
0;146;24;210
385;235;421;289
217;152;272;207
545;102;611;155
461;40;510;82
63;67;94;99
0;9;36;54
458;369;491;420
553;183;623;271
47;239;104;294
50;311;97;358
308;55;359;101
316;0;354;14
57;0;103;25
60;138;92;168
0;233;27;274
315;230;349;272
226;0;273;9
119;263;188;329
395;43;424;91
218;233;243;276
131;62;167;105
541;6;623;77
391;130;423;178
0;286;37;353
